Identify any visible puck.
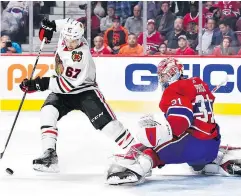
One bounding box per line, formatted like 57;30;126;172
6;168;14;175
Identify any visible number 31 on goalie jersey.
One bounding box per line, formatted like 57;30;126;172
193;94;215;123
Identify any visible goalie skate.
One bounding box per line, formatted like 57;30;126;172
107;168;143;185
33;148;59;173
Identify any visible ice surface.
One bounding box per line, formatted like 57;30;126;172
0;111;240;196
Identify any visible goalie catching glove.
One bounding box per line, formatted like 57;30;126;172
20;77;50;93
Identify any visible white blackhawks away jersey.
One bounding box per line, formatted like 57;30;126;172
48;18;98;94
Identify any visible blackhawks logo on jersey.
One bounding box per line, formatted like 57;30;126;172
72;51;83;62
55;53;64;75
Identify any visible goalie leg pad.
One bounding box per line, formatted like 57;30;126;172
106;150;153;185
195;146;241;176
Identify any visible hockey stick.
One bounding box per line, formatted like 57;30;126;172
0;38;46;159
211;76;229;93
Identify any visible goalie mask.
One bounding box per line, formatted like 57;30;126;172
157;57;184;90
61;21;84;50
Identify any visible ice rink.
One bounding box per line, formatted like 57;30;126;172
0;111;240;196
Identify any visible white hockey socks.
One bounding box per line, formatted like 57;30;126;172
40;105;59;152
101;120;135;149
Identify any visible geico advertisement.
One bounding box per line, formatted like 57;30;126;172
1;56;241;103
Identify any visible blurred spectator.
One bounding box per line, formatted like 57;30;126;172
93;1;106;18
176;35;195;55
107;1;132;25
138;1;161;20
203;1;214;19
100;5;115;33
138;19;163;55
216;1;240;18
0;35;22;53
1;1;29;41
124;5;143;36
186;21;198;50
236;16;241;31
196;18;217;54
215;1;240;30
183;2;205;30
104;16;128;54
156;43;170;55
212;36;236;56
211;20;239;48
165;18;186;54
209;6;222;24
175;1;190;17
78;4;100;47
156;1;176;37
119;33;143;55
237;48;241;55
90;36;111;55
1;10;19;40
33;1;44;28
79;2;105;19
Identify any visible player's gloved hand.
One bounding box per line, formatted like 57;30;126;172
39;18;56;44
19;77;50;93
138;114;157;128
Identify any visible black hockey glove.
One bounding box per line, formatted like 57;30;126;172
39;18;56;44
19;77;50;93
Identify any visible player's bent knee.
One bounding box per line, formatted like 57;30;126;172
40;105;59;128
91;113;112;130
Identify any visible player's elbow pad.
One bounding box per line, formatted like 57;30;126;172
136;121;173;148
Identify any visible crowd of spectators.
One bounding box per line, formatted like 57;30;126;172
0;1;55;53
84;1;241;56
1;1;241;56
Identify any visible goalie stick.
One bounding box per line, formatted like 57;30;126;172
0;38;46;159
211;76;229;93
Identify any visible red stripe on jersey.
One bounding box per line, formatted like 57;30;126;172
59;77;71;92
167;115;190;137
43;130;58;136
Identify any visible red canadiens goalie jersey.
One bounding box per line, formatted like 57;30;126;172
159;77;218;140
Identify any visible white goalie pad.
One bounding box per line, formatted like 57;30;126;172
106;150;153;185
200;146;241;176
136;114;173;147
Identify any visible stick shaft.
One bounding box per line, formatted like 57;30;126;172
0;39;45;159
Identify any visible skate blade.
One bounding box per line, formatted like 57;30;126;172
106;175;144;186
33;164;60;173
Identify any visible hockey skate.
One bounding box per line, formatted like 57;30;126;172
33;148;59;173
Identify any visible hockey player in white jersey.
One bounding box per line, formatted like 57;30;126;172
19;18;135;172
